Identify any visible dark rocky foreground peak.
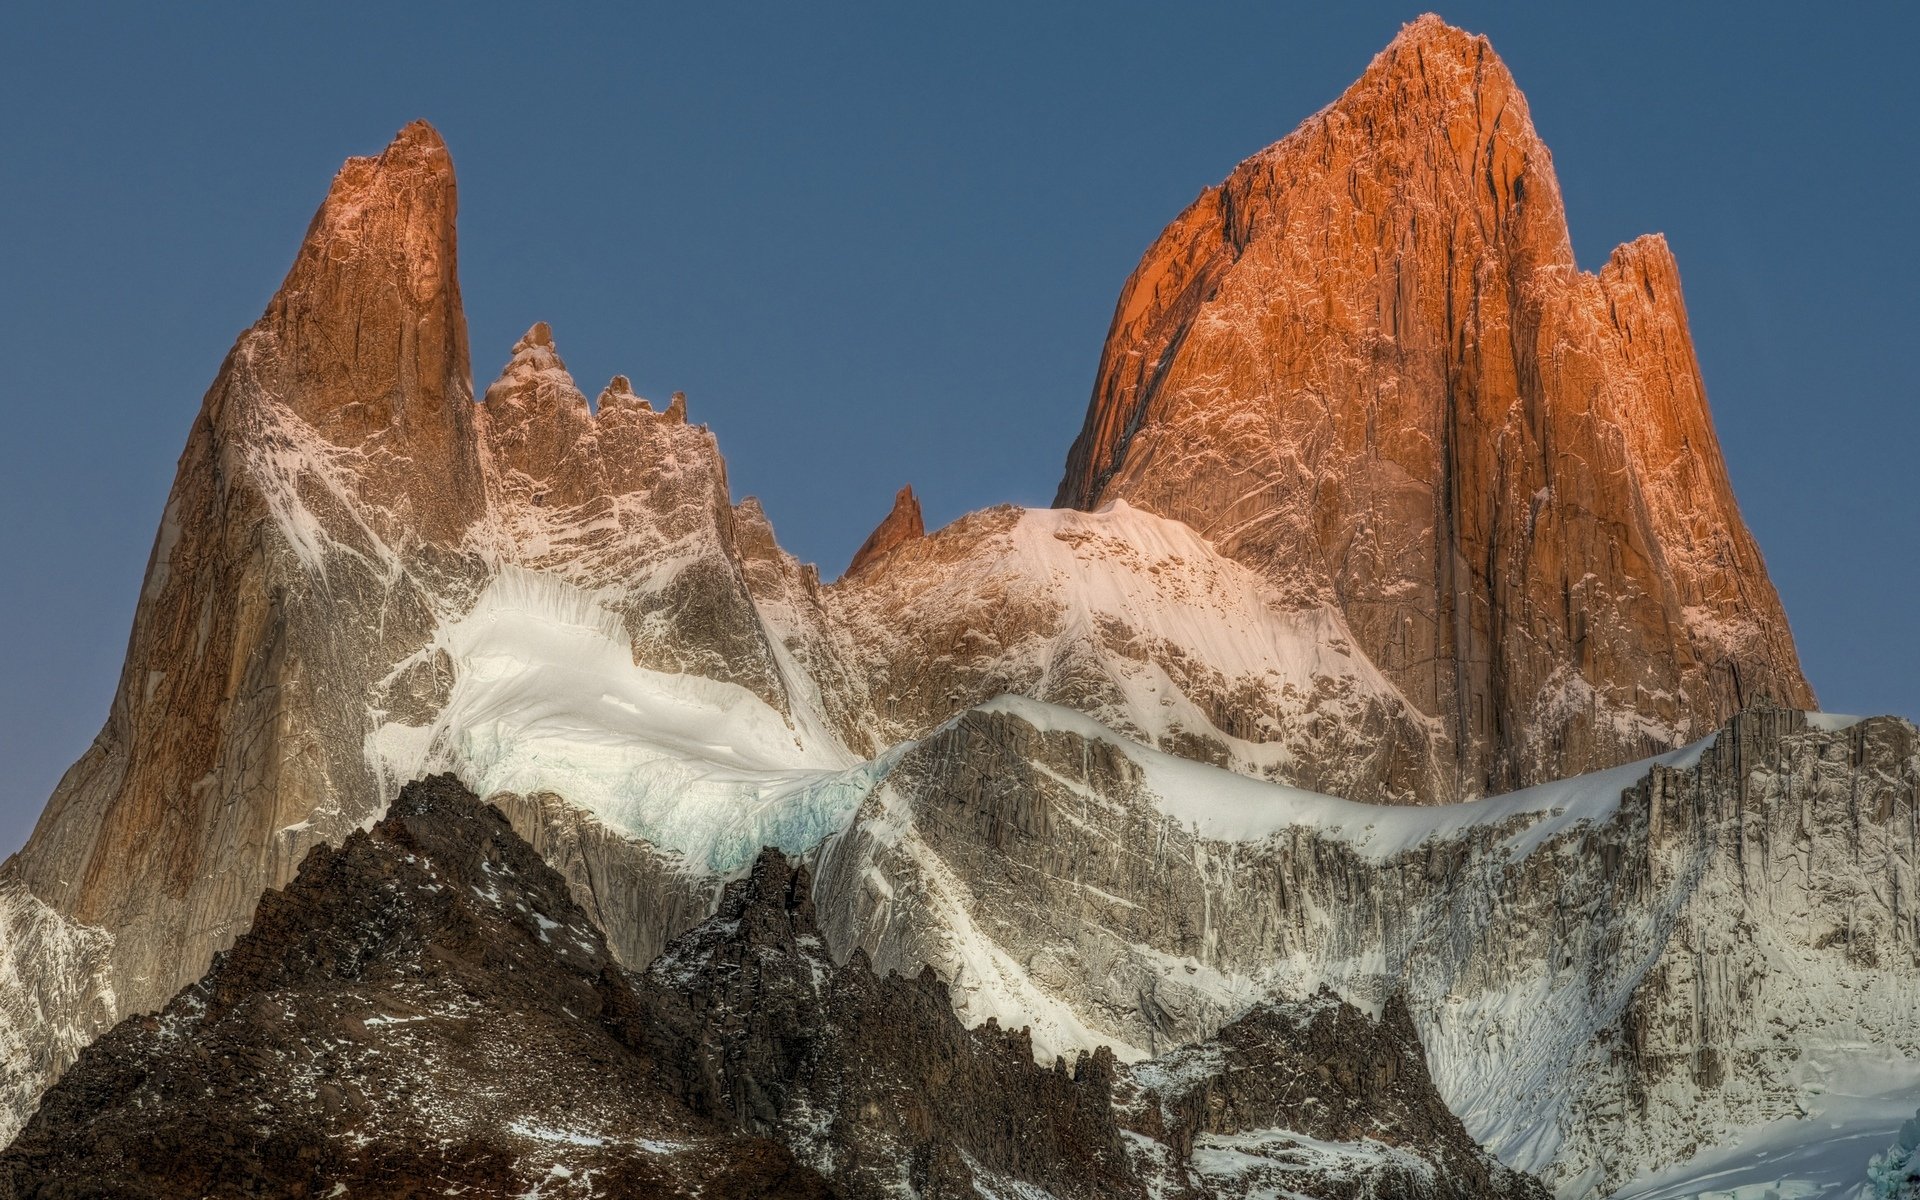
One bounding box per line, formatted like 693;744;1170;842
0;775;827;1199
1;776;1542;1200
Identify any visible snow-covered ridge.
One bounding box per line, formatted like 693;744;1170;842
365;544;1734;881
802;697;1918;1198
828;500;1449;805
976;692;1716;855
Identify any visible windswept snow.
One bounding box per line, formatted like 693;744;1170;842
832;501;1443;803
368;567;867;872
977;693;1714;856
1611;1060;1920;1200
363;551;1729;881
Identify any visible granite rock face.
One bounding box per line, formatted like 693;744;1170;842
809;703;1920;1194
843;485;925;578
0;122;824;1139
1057;15;1812;803
5;121;488;1063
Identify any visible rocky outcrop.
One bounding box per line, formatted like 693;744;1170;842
810;702;1920;1194
3;776;1539;1200
1118;993;1546;1199
842;485;924;578
485;788;722;969
476;323;793;713
637;851;1142;1200
1057;15;1812;803
0;775;832;1199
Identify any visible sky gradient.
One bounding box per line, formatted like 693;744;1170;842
2;3;1915;853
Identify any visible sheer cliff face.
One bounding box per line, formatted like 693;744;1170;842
0;119;849;1142
1057;15;1811;800
12;122;485;1032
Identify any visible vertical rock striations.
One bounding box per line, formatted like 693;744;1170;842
6;121;486;1072
1057;15;1811;801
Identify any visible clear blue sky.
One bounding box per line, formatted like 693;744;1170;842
2;3;1914;853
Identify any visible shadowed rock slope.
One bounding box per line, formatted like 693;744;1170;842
0;776;829;1200
1;776;1541;1200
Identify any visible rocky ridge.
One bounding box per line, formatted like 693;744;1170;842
2;776;1538;1200
808;702;1920;1194
1;775;827;1199
0;15;1889;1200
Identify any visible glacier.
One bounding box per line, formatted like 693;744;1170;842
342;551;1914;1200
367;566;871;873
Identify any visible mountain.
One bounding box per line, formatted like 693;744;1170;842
843;485;925;578
0;15;1909;1200
2;776;1542;1200
808;698;1920;1194
2;776;830;1199
0;120;486;1138
1057;14;1812;803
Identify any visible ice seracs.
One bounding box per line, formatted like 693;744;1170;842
367;565;864;873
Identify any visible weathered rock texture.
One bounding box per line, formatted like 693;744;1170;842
1057;15;1812;802
2;777;1535;1200
810;702;1920;1195
0;121;828;1140
1117;993;1546;1199
0;19;1879;1199
5;120;487;1070
843;485;924;578
637;852;1144;1200
0;775;833;1199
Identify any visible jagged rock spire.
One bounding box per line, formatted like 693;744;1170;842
4;122;491;1116
844;485;925;578
258;120;471;452
1055;16;1811;799
597;374;651;412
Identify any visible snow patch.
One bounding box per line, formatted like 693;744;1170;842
977;693;1712;856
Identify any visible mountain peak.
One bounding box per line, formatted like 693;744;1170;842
482;321;580;409
1055;19;1810;800
1390;12;1483;50
597;373;651;413
514;319;557;354
256;120;469;454
1362;14;1508;92
843;485;925;578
